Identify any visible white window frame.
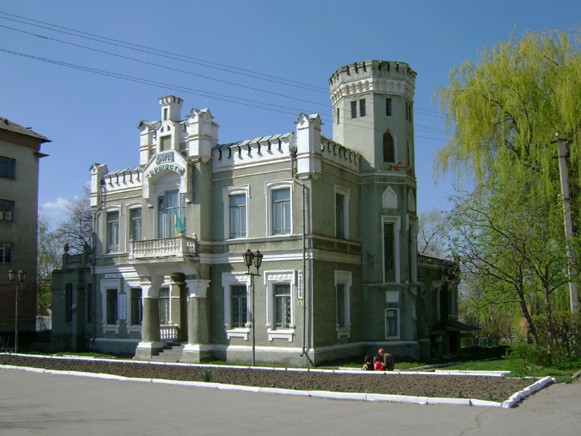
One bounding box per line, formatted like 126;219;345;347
159;135;171;151
382;216;401;283
126;281;143;333
222;273;251;340
158;286;171;325
266;182;292;237
127;205;142;242
106;208;121;254
100;278;121;333
265;271;295;342
223;186;249;240
334;185;350;239
335;270;352;339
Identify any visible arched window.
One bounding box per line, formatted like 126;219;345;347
383;131;395;163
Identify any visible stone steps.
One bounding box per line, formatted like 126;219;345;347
151;342;184;363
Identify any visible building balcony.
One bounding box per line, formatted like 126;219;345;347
128;236;198;263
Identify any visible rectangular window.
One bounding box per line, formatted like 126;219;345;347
359;99;366;117
65;283;73;324
130;288;143;325
384;222;395;282
386;98;392;116
230;285;248;328
87;284;93;323
274;284;291;328
0;242;13;264
336;108;340;125
336;283;347;328
335;192;345;239
158;190;179;238
0;156;16;179
350;101;357;118
106;289;118;324
272;188;291;235
229;194;247;239
405;101;413;122
160;135;171;151
0;199;15;221
159;287;170;324
385;308;399;338
106;211;120;253
129;208;142;241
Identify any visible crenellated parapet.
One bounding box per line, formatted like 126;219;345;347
329;60;416;105
212;132;294;171
102;167;143;192
319;136;360;171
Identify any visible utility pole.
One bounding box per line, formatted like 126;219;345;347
556;135;579;313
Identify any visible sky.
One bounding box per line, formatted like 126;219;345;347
1;0;578;228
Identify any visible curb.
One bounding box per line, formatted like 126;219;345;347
0;363;553;408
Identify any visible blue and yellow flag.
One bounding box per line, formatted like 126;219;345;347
174;210;185;235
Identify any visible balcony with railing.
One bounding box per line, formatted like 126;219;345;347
62;252;92;270
128;236;198;262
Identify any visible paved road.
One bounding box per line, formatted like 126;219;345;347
0;367;579;435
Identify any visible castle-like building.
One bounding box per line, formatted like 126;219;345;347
52;60;459;365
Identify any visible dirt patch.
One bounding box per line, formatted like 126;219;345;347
0;355;533;403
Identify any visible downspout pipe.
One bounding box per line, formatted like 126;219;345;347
91;179;106;346
289;145;309;359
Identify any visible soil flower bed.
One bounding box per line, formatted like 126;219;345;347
1;354;535;403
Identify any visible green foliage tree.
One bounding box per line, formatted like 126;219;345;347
37;215;61;313
436;29;580;195
436;30;580;357
449;178;572;347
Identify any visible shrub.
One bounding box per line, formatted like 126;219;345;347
505;338;546;372
201;370;213;382
532;312;581;364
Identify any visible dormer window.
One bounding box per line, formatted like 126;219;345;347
160;135;171;151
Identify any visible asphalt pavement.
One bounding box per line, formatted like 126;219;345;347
1;367;579;435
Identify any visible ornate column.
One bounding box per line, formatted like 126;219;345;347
134;276;163;360
181;279;211;363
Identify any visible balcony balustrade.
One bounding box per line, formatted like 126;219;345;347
160;325;180;342
129;236;197;261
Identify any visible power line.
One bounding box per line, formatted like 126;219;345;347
1;47;450;144
0;10;444;117
0;23;329;109
0;48;303;115
0;10;327;94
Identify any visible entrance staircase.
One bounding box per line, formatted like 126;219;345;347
151;342;184;363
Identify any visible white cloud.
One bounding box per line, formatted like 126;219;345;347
39;197;72;226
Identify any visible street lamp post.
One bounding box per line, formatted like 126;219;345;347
8;269;26;353
242;249;263;366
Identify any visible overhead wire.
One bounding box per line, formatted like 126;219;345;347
1;46;449;144
0;23;329;109
0;10;327;93
0;10;443;117
0;10;450;142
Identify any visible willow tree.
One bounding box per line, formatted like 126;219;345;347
437;30;581;329
437;29;580;192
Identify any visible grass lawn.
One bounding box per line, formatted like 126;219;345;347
336;347;580;384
